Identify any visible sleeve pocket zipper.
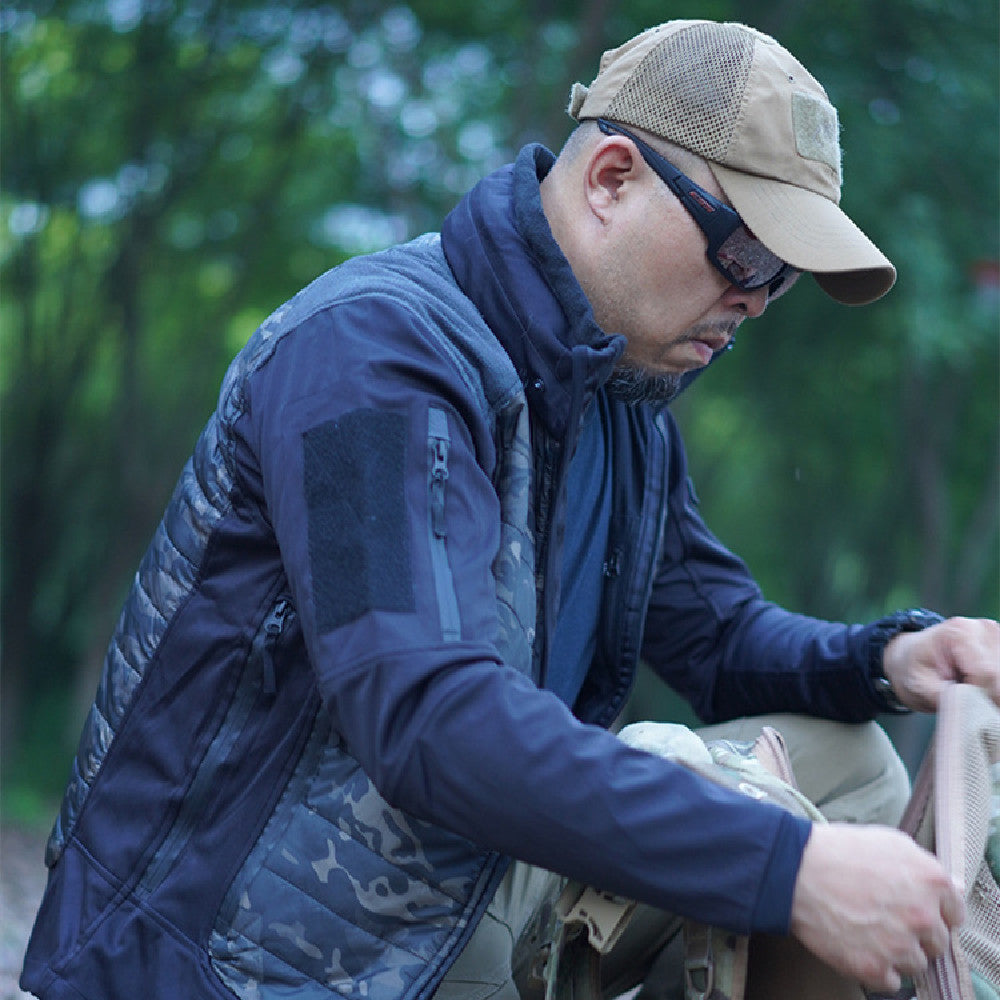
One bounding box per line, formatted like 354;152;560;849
428;407;461;642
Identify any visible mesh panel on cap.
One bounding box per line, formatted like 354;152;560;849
605;22;754;162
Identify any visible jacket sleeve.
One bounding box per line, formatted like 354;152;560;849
641;409;887;724
239;298;811;936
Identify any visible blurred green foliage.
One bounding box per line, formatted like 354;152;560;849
2;0;997;818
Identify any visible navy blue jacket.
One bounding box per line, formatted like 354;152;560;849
21;145;890;1000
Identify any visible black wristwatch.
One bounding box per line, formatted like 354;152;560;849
867;608;945;713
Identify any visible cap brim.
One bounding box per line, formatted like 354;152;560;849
708;162;896;306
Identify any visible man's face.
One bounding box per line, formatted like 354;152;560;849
580;144;785;403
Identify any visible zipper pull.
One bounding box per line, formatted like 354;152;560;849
429;437;449;538
259;598;293;696
603;547;623;578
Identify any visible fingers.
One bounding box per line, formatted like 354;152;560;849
883;616;1000;711
941;617;1000;704
790;824;967;991
871;874;966;994
940;876;966;930
869;884;955;993
890;855;964;975
903;877;959;974
876;966;903;994
918;916;949;963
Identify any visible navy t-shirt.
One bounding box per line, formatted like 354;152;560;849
546;393;613;707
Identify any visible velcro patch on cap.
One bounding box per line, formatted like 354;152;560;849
567;81;589;119
792;91;842;181
303;408;414;633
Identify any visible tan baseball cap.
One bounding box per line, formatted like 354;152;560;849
569;20;896;305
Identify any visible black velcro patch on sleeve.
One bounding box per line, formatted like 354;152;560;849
303;408;414;633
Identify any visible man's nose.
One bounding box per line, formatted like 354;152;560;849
722;283;770;318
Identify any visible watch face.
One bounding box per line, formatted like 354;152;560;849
903;609;944;630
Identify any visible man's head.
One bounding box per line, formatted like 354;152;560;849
540;20;896;403
568;20;895;306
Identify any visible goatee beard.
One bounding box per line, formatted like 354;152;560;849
604;364;683;405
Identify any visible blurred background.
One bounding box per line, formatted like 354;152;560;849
1;0;998;835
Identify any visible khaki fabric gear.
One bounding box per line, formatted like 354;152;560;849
449;715;905;1000
545;693;1000;1000
546;722;864;1000
568;20;896;305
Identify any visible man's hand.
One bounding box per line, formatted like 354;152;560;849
790;823;965;993
883;616;1000;712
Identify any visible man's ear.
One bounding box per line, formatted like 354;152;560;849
584;137;641;222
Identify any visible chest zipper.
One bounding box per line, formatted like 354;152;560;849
260;597;294;696
138;595;295;895
428;406;461;642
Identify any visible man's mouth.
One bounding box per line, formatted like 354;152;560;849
687;331;731;365
684;316;741;362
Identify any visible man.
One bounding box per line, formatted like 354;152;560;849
21;19;999;1000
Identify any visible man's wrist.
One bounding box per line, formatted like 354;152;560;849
866;608;944;712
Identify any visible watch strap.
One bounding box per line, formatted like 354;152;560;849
867;608;945;713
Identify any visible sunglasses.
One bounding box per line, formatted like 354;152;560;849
597;119;799;298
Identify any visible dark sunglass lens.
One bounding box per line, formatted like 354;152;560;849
767;268;801;300
715;226;785;290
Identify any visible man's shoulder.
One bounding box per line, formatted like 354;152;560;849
225;234;522;426
288;233;457;322
223;235;457;384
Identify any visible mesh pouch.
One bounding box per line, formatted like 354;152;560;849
900;684;1000;1000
